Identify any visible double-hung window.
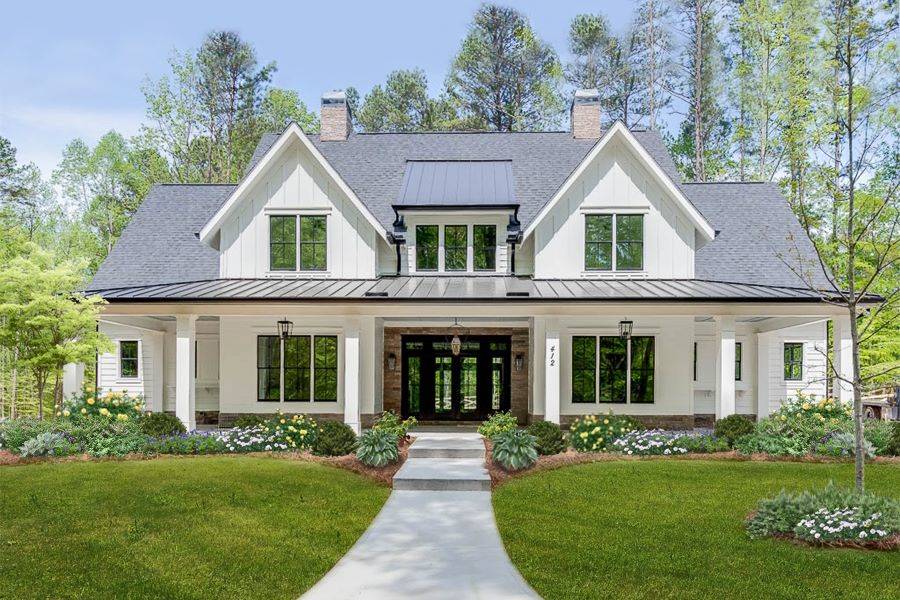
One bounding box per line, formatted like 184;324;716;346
416;225;439;271
257;334;338;402
269;215;327;272
119;340;139;379
784;342;803;381
735;342;743;381
444;225;468;271
571;335;655;404
585;214;644;271
473;225;496;271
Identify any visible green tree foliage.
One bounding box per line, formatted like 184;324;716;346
446;4;563;131
353;69;464;132
259;88;319;133
0;247;110;419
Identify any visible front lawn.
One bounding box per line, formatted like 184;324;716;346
0;456;390;599
493;461;900;600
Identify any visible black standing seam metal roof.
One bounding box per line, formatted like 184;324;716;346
395;160;516;208
85;276;857;303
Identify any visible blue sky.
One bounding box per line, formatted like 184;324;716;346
1;1;638;175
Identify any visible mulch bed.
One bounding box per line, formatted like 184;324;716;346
482;439;900;488
770;532;900;551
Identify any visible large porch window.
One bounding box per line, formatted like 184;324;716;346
257;334;338;402
571;335;655;404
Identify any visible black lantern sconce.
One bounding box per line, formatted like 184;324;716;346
277;318;294;340
618;319;633;340
514;354;525;371
387;352;397;371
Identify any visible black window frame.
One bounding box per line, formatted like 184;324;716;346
473;225;496;271
735;342;743;381
693;341;698;382
269;215;297;271
257;334;339;402
299;215;327;271
444;225;468;271
784;342;803;381
416;225;439;271
571;334;655;404
119;340;139;379
584;214;613;271
572;336;597;403
615;214;644;271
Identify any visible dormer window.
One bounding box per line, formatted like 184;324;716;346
474;225;497;271
269;215;327;272
415;225;439;271
444;225;468;271
585;214;644;272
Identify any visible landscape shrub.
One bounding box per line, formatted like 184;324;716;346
492;429;538;471
356;429;399;467
64;388;145;421
477;411;519;438
262;412;318;450
372;411;417;440
0;418;58;453
145;433;225;455
746;483;900;544
612;430;688;456
525;420;566;455
139;413;186;437
713;414;755;446
569;413;644;452
19;432;79;458
864;420;897;456
885;422;900;456
231;414;267;429
672;433;730;453
812;431;875;458
735;396;853;456
313;421;357;456
80;420;148;457
216;425;291;453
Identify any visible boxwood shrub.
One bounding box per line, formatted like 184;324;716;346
313;421;357;456
525;420;566;455
713;414;755;446
140;413;186;437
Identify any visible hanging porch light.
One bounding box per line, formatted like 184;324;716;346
450;317;463;356
277;318;294;340
618;319;634;340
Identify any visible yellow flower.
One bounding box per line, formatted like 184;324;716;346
56;411;62;417
87;398;95;405
802;402;811;410
63;410;70;417
116;413;129;422
280;419;286;424
603;419;609;424
580;432;588;439
99;408;110;416
80;408;87;415
780;415;787;421
300;429;308;435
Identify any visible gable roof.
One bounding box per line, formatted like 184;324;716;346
395;160;516;208
199;123;389;245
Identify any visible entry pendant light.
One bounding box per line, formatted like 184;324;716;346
277;318;294;340
618;319;634;340
450;318;463;356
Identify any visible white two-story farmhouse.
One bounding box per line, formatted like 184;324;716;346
77;89;863;431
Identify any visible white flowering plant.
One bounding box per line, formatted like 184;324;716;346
747;483;900;548
612;429;688;456
216;412;318;452
569;413;644;452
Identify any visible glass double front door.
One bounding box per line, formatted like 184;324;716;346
402;336;511;420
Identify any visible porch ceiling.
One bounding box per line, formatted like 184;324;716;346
85;276;871;304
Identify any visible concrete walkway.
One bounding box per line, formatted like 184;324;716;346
301;432;538;600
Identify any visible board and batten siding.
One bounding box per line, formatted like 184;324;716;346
532;139;695;279
97;322;164;411
218;138;380;279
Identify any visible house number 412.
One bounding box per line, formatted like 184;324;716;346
549;345;556;367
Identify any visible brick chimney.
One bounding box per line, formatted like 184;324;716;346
570;89;601;139
320;90;352;141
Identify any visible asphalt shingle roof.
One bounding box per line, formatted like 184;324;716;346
90;129;829;293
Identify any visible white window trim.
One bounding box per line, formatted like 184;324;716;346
267;213;330;275
582;212;646;274
117;339;141;382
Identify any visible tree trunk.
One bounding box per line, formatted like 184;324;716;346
11;349;17;420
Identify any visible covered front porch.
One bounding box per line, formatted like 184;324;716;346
77;297;856;432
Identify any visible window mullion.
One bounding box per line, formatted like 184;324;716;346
310;335;316;402
611;213;617;271
625;337;632;404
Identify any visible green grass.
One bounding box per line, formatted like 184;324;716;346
0;456;390;600
493;460;900;600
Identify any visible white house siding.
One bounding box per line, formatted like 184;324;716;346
218;138;379;279
555;316;695;417
692;321;758;415
762;322;828;414
217;316;378;416
97;321;164;411
532;139;695;279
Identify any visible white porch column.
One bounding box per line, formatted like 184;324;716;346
344;321;361;434
544;321;561;424
175;315;197;430
832;315;855;403
756;331;772;421
714;316;736;420
62;363;85;400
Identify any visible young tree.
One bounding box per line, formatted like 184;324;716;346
0;248;110;419
446;4;564;131
634;0;676;130
790;0;898;491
